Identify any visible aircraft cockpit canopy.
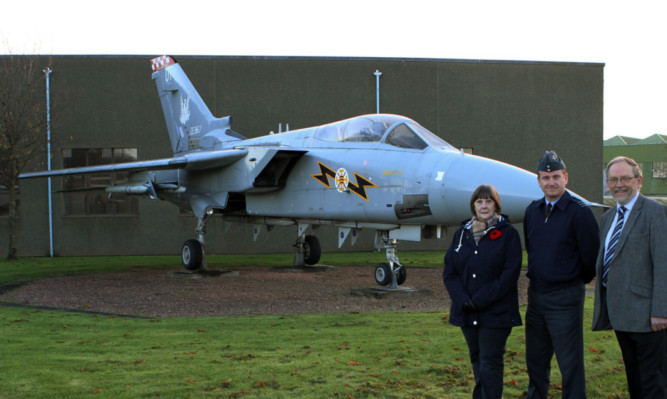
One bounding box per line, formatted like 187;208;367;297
313;114;457;151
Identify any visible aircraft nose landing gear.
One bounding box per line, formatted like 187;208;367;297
374;262;407;288
374;233;407;289
352;230;430;299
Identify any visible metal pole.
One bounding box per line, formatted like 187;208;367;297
374;70;382;114
43;67;54;257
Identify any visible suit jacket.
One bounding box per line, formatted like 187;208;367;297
592;194;667;332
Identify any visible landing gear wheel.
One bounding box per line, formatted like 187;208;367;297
397;266;407;285
182;239;203;270
303;235;321;265
375;263;392;286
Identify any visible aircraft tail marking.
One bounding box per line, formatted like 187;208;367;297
151;55;176;72
150;56;242;155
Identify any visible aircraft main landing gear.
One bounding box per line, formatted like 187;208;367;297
182;239;203;270
181;211;212;271
293;232;321;267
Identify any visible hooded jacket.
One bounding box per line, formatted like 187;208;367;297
443;215;523;328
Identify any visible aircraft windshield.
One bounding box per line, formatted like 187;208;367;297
407;123;458;150
385;124;428;149
384;122;458;150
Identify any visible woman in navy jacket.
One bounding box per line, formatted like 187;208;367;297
443;184;523;399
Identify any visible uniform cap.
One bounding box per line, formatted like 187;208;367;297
537;151;566;172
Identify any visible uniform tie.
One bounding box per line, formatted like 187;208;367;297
544;203;553;222
602;206;626;287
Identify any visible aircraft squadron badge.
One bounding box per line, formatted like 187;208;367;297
311;161;378;201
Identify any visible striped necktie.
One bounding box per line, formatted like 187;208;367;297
602;206;626;287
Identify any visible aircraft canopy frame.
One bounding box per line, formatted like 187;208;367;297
313;114;457;151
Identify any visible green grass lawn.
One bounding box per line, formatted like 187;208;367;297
0;253;628;398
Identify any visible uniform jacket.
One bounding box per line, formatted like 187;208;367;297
523;191;600;292
443;215;522;328
592;194;667;332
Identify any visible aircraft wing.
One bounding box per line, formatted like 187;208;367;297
19;148;249;179
567;190;609;209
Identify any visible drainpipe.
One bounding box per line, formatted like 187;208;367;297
374;69;382;114
43;67;54;257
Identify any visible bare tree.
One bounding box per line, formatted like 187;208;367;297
0;54;50;259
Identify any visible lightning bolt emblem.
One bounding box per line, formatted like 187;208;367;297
310;161;378;201
311;162;336;188
347;172;378;201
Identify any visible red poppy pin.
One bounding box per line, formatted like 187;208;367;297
489;229;502;240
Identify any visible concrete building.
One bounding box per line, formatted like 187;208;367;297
2;55;604;257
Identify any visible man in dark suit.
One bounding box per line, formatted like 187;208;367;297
593;156;667;398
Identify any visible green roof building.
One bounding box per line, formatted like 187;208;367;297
603;134;667;196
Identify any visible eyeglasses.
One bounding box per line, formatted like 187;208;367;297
606;176;636;185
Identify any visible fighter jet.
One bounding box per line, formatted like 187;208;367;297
21;55;558;288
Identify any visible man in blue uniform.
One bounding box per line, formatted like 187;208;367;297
523;151;600;398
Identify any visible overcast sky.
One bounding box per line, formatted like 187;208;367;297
2;0;665;140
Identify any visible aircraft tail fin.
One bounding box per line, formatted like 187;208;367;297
150;56;243;155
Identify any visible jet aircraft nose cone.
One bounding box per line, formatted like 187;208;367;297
429;153;543;225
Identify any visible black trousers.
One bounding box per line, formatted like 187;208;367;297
615;329;667;399
525;283;587;399
461;326;512;399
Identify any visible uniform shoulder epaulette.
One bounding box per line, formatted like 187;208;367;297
570;197;588;208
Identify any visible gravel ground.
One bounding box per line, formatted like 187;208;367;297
0;265;531;318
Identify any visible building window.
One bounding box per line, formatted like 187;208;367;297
460;147;474;154
0;185;19;217
62;148;139;216
653;161;667;179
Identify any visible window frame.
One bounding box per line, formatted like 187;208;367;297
61;148;139;217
